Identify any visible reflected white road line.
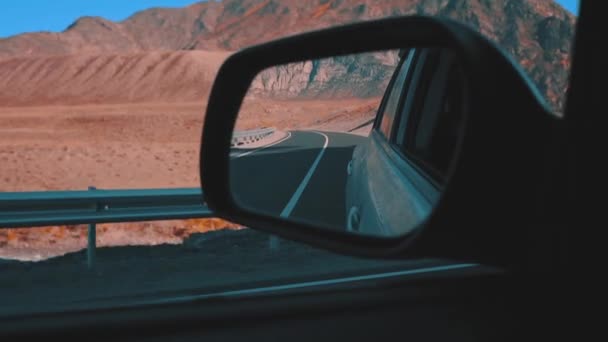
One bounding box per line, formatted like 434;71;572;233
231;131;292;159
280;131;329;218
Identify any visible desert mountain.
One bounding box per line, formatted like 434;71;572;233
0;50;227;106
248;50;400;99
0;0;576;109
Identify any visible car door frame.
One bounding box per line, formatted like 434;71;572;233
372;47;443;201
346;47;445;237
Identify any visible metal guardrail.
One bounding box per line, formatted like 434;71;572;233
231;127;275;146
0;187;213;269
0;187;211;228
0;187;284;267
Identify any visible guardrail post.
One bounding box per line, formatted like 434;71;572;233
269;235;280;251
87;186;97;270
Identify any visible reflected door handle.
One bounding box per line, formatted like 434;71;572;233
347;206;360;232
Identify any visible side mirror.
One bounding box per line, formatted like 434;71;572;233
200;16;555;268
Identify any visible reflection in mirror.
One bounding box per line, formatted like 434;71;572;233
229;48;467;237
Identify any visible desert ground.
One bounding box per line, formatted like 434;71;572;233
0;102;205;191
1;98;378;192
0;97;379;261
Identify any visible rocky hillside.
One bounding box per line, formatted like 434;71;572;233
0;0;576;110
249;50;399;99
0;50;228;106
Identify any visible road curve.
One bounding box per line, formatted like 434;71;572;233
230;130;365;229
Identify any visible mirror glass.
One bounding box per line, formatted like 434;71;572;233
229;47;467;237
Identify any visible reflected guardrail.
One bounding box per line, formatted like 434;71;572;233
231;127;275;147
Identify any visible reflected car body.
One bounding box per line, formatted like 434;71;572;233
346;47;466;236
346;131;439;236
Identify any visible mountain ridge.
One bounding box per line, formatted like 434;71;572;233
0;0;576;110
0;0;575;57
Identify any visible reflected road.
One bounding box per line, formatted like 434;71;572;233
230;130;365;228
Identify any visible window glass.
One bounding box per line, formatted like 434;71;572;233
378;50;415;139
394;49;428;147
0;0;580;317
404;50;467;179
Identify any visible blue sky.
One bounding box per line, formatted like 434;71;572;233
556;0;579;14
0;0;580;38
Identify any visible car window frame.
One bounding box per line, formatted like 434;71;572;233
393;49;430;147
373;48;417;138
399;50;466;187
367;47;444;191
370;47;445;189
407;48;448;181
369;47;444;195
394;48;454;184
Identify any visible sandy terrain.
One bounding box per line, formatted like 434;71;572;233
1;98;379;192
0;101;217;261
0;102;206;191
0;96;379;261
0;50;228;106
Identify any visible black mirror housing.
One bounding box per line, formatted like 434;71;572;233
200;15;556;269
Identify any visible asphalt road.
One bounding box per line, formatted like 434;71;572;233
230;130;365;229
